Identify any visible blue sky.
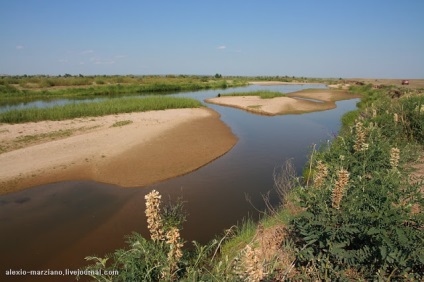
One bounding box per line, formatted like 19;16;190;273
1;0;423;78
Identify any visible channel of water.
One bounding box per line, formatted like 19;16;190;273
0;84;359;281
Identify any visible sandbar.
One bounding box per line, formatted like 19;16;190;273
0;108;237;195
248;81;320;86
205;89;361;116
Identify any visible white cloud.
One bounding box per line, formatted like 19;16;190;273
217;45;226;50
16;45;24;50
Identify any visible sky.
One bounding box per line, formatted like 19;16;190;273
1;0;423;78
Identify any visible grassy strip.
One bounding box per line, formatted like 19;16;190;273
221;90;286;99
0;83;222;99
0;76;248;100
111;120;133;127
0;96;203;123
16;129;73;143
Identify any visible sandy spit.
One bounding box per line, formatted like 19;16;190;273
248;81;320;86
205;89;361;116
0;108;237;194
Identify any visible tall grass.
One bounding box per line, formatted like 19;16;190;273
0;75;247;100
0;96;203;123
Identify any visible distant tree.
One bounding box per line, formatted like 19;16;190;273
215;73;222;78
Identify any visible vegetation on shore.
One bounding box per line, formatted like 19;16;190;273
0;96;203;123
0;75;247;102
221;90;286;99
1;74;359;104
83;84;423;281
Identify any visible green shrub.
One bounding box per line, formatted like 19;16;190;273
289;92;424;280
341;109;360;127
400;95;424;144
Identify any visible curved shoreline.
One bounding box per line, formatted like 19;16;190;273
205;89;361;116
0;108;237;195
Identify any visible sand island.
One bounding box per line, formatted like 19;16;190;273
206;88;361;116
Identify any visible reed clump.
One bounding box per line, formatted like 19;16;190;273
313;160;328;188
237;244;264;282
164;227;184;280
353;121;368;152
331;168;349;210
390;147;400;170
145;190;165;242
0;96;203;123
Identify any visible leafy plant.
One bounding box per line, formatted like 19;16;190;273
111;120;133;127
288;91;424;280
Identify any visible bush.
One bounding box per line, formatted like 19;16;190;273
288;91;424;280
84;191;187;281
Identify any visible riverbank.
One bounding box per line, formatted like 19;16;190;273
206;89;361;115
0;108;237;194
0;75;248;100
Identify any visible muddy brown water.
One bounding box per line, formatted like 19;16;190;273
0;85;360;281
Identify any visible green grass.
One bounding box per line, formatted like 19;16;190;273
0;96;203;123
16;129;73;142
222;90;286;99
0;75;248;100
111;120;133;127
219;219;258;259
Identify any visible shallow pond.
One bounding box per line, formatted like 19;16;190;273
0;84;359;280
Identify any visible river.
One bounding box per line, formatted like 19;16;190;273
0;84;359;281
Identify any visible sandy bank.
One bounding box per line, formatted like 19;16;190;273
248;81;320;86
205;89;361;116
0;108;237;194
